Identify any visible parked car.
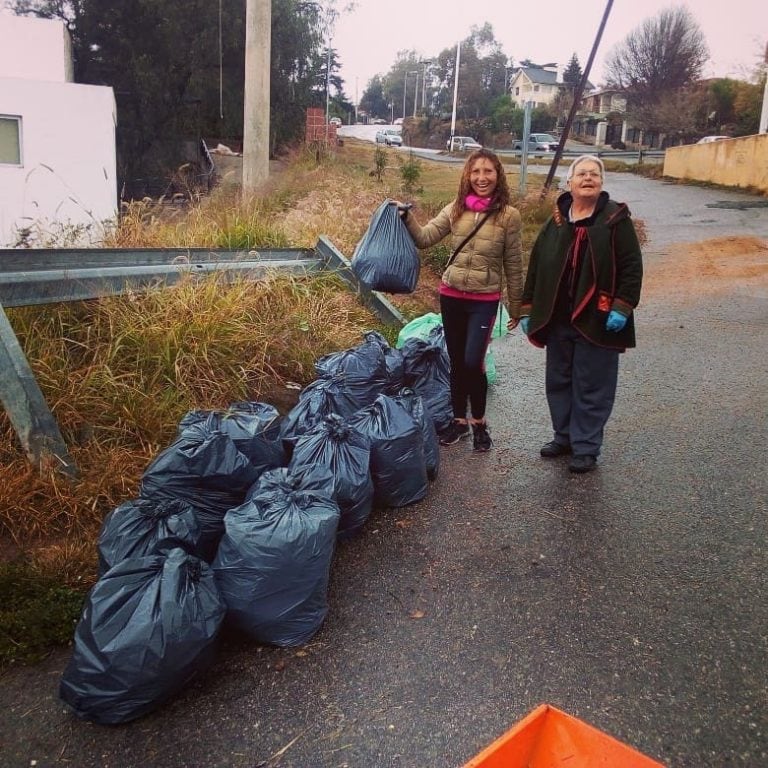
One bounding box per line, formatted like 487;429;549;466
446;136;482;152
513;133;558;152
375;128;403;147
371;118;387;125
696;135;730;144
329;117;342;127
393;117;404;126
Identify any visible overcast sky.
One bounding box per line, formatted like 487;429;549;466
334;0;767;101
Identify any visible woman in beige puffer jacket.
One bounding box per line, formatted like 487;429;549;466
399;148;522;452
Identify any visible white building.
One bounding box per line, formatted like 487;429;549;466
0;14;117;247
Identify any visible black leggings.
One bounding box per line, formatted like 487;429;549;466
439;294;499;421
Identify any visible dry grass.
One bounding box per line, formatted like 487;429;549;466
0;271;378;571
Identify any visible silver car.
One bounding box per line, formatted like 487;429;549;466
375;128;403;147
513;133;558;152
446;136;482;152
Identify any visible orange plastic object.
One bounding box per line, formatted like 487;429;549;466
462;704;666;768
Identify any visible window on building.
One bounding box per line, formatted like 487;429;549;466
533;85;540;93
515;87;520;96
0;116;22;165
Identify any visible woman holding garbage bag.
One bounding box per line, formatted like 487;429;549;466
393;148;522;452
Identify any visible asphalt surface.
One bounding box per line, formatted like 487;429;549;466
1;175;767;768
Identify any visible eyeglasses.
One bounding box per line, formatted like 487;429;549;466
573;170;602;179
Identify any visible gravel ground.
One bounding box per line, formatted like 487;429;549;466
1;174;767;768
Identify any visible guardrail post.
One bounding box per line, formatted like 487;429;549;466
314;236;406;327
0;303;77;477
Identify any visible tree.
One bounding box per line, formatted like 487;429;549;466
360;75;390;120
603;6;708;107
562;53;582;93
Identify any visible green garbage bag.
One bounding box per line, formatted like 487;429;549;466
485;347;497;384
486;305;510;384
491;304;510;339
396;312;443;349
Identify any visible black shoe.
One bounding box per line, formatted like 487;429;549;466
439;420;471;446
540;440;572;458
569;455;597;473
472;422;492;452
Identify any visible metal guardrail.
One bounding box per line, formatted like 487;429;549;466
0;239;404;475
497;148;666;161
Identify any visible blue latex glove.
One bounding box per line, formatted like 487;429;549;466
605;310;628;332
519;316;530;335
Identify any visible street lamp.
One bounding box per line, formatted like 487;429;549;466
449;42;461;148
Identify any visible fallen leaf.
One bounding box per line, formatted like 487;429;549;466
409;610;426;619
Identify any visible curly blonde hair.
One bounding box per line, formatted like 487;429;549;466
450;148;511;222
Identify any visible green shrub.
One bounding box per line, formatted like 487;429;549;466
0;561;84;666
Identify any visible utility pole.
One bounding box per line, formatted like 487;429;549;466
759;41;768;134
242;0;271;194
540;0;614;198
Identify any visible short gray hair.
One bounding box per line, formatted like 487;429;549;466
566;154;605;183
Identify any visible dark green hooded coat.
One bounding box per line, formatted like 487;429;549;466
521;191;643;350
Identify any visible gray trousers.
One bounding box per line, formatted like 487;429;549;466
545;322;620;457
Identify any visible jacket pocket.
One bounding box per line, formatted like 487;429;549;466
597;290;613;314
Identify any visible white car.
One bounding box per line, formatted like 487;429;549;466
446;136;482;152
696;135;730;144
375;128;402;147
329;117;342;127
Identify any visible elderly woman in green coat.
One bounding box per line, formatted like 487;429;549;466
520;155;643;473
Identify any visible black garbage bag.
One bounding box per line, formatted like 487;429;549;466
351;199;420;294
289;414;374;539
97;498;202;577
400;326;453;433
139;423;262;562
279;375;361;451
59;548;225;725
212;466;340;647
364;330;406;394
392;387;440;481
178;401;286;474
348;394;428;508
314;335;388;409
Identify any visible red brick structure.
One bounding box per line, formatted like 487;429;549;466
305;107;337;144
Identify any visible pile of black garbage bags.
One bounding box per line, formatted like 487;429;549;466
59;326;453;725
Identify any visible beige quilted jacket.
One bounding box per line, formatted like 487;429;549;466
404;202;523;318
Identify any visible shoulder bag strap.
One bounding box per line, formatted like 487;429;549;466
446;210;494;268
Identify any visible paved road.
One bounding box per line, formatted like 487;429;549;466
1;177;767;768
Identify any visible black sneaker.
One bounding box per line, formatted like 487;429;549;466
540;440;572;458
439;420;471;446
472;422;492;452
569;455;597;473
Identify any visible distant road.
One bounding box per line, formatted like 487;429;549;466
337;124;664;164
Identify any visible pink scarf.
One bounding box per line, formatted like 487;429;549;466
465;194;494;212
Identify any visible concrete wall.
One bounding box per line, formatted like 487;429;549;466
0;78;117;246
0;14;73;83
663;134;768;194
0;16;116;246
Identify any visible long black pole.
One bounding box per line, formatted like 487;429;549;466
540;0;615;198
